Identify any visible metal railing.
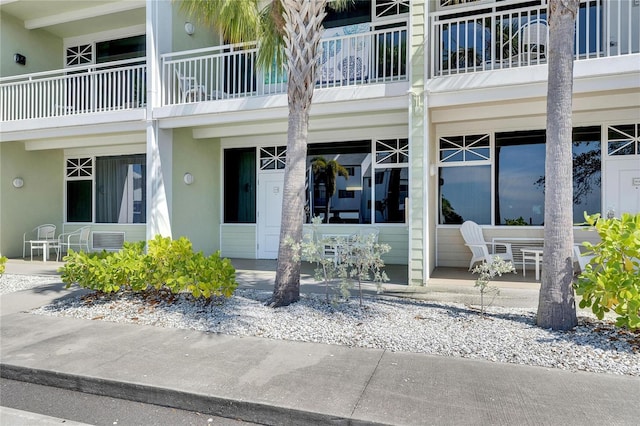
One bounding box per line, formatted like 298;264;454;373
161;24;408;106
0;58;146;122
431;0;639;77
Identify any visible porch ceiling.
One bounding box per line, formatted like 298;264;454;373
0;0;145;38
157;82;411;139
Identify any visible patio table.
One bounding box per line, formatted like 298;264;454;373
520;247;543;280
29;239;57;262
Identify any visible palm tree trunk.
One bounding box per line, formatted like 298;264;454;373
537;0;579;330
271;0;327;307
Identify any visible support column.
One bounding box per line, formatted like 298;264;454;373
146;0;173;240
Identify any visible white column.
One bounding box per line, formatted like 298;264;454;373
146;0;173;240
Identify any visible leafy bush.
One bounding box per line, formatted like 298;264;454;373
0;255;7;275
574;213;640;329
60;236;237;299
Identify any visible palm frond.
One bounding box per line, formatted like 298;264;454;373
177;0;260;44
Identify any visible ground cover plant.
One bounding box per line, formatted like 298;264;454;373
0;255;7;275
59;235;237;300
574;213;640;329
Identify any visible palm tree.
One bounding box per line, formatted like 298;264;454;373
179;0;348;307
311;156;349;223
536;0;580;330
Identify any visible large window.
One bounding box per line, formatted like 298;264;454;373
222;140;408;225
305;139;408;224
495;131;546;225
438;127;602;225
66;154;146;223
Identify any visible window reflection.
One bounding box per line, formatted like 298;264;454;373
495;131;546;226
437;127;602;226
439;166;491;224
304;140;408;224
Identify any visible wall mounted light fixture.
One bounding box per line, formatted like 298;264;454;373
12;177;24;188
14;53;26;66
183;172;194;185
184;22;195;35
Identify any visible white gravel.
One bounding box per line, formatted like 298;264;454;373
0;274;61;294
3;274;639;376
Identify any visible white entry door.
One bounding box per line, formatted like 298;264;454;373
604;158;640;216
257;172;285;259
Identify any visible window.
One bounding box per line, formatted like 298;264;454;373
305;139;408;224
96;35;145;63
66;155;146;223
437;127;602;225
607;124;639;156
66;44;93;66
495;130;546;225
260;146;286;170
325;0;371;29
439;166;491;225
224;148;256;223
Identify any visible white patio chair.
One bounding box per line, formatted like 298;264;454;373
57;226;91;261
460;221;514;270
23;224;57;260
174;70;226;103
174;69;207;103
518;19;548;63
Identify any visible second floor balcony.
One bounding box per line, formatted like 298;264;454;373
161;23;408;106
0;58;146;123
431;0;639;77
0;23;408;127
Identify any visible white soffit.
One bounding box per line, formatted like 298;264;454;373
192;110;408;139
25;132;145;151
24;0;145;30
1;119;146;143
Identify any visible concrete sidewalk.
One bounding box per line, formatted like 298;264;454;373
1;260;638;425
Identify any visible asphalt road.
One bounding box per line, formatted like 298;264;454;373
0;378;260;426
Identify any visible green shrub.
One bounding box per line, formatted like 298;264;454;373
574;213;640;329
60;236;237;299
0;255;7;275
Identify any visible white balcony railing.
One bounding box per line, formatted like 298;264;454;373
431;0;640;77
161;23;408;106
0;58;146;122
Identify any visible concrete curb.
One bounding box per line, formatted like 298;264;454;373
0;364;386;426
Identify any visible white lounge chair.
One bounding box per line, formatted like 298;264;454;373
460;221;514;270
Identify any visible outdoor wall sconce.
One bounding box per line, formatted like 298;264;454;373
12;177;24;188
407;88;423;113
14;53;26;66
429;164;437;177
184;22;195;35
183;172;194;185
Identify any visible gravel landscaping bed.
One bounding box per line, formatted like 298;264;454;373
5;272;634;377
0;274;62;294
3;274;638;377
